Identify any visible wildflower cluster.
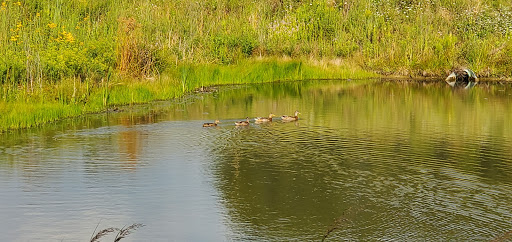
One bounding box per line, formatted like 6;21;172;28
1;0;22;10
54;30;75;43
10;21;22;43
370;0;436;22
268;2;338;42
456;6;512;37
268;14;300;41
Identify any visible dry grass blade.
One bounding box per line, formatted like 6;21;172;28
114;223;145;242
491;229;512;242
321;206;362;242
90;227;118;242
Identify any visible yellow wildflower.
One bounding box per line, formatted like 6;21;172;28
48;22;57;28
54;30;75;43
63;31;74;43
36;12;40;17
16;1;20;5
10;35;17;42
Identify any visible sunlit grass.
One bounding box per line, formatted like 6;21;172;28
0;0;511;130
0;59;375;131
1;0;511;83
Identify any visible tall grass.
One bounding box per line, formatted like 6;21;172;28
0;0;511;130
1;0;511;83
0;59;374;131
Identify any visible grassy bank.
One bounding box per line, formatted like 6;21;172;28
1;0;511;130
0;59;375;131
1;0;511;81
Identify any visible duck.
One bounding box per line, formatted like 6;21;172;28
235;117;250;126
254;113;275;123
445;68;478;89
203;120;220;127
281;111;300;122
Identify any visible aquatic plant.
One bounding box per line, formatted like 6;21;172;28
114;223;145;242
90;227;117;242
89;223;144;242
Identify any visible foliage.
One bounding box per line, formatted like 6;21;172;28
0;0;511;130
1;0;511;83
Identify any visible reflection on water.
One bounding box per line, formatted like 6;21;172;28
1;79;512;240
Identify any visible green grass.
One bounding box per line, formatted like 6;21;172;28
0;59;375;131
1;0;511;82
0;0;511;130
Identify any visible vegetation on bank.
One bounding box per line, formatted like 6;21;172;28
1;0;511;130
1;0;511;81
0;60;374;131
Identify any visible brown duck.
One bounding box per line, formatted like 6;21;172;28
235;117;250;126
254;113;276;123
281;111;300;122
203;120;220;127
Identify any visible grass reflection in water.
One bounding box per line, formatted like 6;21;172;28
202;80;512;241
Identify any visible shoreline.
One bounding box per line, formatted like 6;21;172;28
1;59;511;133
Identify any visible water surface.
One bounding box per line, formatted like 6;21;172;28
1;79;512;241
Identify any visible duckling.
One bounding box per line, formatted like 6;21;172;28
281;110;300;122
254;113;275;123
235;117;250;126
203;120;220;127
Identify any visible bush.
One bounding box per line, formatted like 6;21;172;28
211;34;257;64
294;1;338;41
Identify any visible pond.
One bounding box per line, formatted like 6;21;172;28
1;79;512;241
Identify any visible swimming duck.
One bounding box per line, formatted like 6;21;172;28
254;113;275;123
281;111;300;122
203;120;220;127
235;117;250;126
445;68;478;89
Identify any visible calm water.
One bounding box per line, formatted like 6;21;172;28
1;79;512;241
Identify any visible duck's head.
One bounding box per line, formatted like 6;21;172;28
269;113;276;118
294;111;300;116
214;120;220;124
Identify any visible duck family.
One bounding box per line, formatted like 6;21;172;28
203;111;300;127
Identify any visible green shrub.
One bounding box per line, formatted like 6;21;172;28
294;1;338;41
